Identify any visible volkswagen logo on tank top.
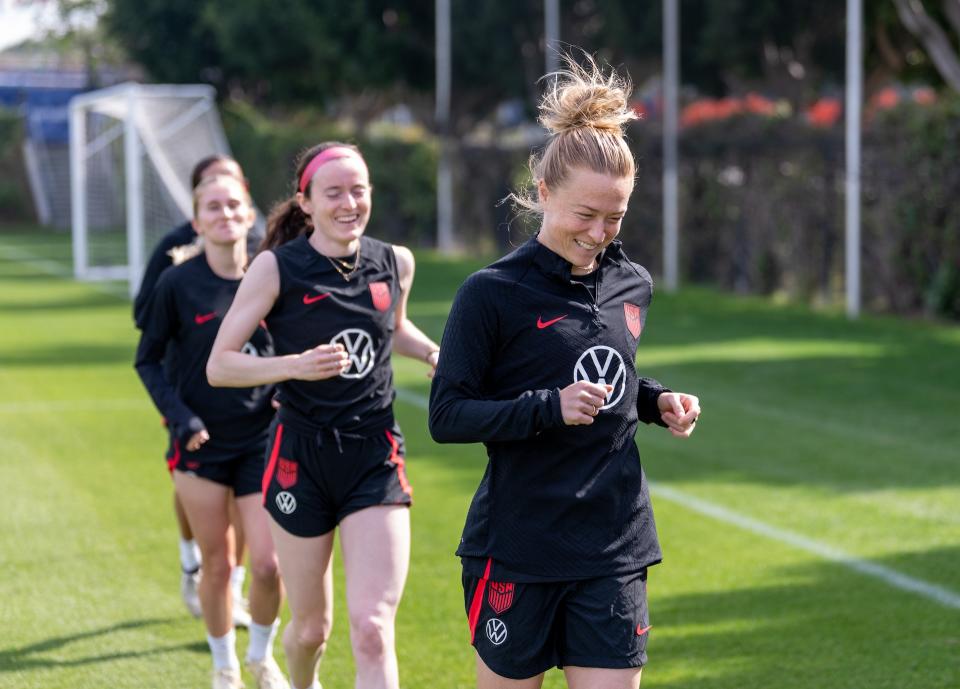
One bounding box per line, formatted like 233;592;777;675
331;328;376;379
573;346;627;409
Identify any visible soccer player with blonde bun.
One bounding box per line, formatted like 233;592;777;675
429;55;701;688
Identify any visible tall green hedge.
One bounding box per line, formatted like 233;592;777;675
655;99;960;321
0;109;33;224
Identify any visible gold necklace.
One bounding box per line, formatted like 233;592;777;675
326;244;361;281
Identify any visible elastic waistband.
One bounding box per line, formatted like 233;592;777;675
277;405;393;440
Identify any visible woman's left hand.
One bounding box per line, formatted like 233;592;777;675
657;391;701;438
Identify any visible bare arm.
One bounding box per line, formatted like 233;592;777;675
207;251;348;387
391;245;441;376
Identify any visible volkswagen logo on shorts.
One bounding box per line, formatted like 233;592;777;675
485;618;507;646
330;328;376;379
574;345;627;409
275;491;297;514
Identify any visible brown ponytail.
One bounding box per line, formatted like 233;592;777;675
260;141;364;252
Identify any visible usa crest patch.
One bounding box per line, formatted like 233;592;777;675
487;581;515;614
277;458;298;489
369;282;391;312
624;303;641;338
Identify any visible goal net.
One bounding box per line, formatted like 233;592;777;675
69;83;232;296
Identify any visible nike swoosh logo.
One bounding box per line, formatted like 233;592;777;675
636;624;652;636
194;312;217;325
303;292;331;305
536;314;567;329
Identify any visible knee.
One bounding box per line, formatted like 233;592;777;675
289;616;332;651
349;613;392;661
202;554;232;589
247;552;280;584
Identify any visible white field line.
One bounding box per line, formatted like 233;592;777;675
0;242;128;299
394;387;960;611
651;484;960;610
0;242;73;277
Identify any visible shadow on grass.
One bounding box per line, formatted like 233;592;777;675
647;546;960;689
0;618;207;672
0;291;125;312
0;343;134;367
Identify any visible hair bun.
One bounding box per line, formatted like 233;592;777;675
539;55;636;135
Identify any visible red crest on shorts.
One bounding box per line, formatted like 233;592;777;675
624;303;641;338
277;458;298;489
369;282;391;312
487;581;515;614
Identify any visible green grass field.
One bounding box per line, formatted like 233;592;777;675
1;229;958;689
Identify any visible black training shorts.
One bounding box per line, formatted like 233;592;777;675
463;560;650;679
261;418;413;537
167;437;266;497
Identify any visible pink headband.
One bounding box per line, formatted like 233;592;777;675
298;147;364;193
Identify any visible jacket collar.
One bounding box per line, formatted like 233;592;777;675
528;234;624;282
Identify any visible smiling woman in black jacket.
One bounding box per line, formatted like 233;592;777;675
429;55;701;689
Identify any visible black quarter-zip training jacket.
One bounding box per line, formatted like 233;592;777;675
135;254;275;453
429;237;668;581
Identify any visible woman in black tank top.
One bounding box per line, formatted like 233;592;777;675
208;143;440;689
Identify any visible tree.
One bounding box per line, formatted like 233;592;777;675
102;0;953;129
893;0;960;91
104;0;434;108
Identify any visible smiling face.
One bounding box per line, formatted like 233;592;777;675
191;176;255;246
297;156;372;254
537;167;633;274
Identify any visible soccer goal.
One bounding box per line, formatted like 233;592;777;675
69;83;232;296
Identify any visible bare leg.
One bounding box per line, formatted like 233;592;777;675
173;471;234;636
564;666;642;689
270;521;335;689
174;489;193;540
235;494;282;625
339;505;409;689
476;653;545;689
229;493;247;571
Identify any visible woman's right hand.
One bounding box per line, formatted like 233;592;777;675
185;429;210;452
559;381;613;425
290;343;350;380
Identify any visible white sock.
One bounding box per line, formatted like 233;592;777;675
230;565;246;598
246;618;280;664
179;538;201;573
207;628;240;670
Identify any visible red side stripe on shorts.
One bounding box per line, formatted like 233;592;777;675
385;429;413;496
166;439;181;475
261;423;285;504
467;557;493;643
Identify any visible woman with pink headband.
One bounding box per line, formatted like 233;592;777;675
207;142;440;689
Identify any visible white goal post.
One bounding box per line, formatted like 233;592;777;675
69;83;232;296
